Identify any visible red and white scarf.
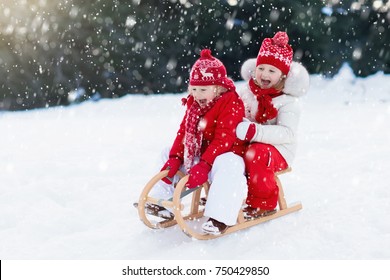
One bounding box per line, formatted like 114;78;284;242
183;96;220;171
249;79;283;124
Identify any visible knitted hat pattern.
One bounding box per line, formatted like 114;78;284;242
256;31;293;75
190;49;234;91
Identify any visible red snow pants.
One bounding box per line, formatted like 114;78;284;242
244;143;288;210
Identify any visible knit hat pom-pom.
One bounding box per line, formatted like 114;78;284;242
272;31;289;47
200;49;213;59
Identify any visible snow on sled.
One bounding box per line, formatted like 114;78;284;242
135;169;302;240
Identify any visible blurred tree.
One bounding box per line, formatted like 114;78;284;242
0;0;389;111
346;0;390;76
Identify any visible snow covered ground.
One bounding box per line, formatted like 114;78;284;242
1;65;389;260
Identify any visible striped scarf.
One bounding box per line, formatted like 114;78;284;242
183;96;220;171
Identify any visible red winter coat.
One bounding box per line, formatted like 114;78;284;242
169;90;245;166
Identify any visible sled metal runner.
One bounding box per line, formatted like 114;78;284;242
137;169;302;240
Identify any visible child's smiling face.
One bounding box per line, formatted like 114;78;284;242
254;64;283;89
190;85;217;107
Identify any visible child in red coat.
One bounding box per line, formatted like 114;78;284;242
150;49;247;235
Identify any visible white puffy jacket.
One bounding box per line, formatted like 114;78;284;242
238;58;310;166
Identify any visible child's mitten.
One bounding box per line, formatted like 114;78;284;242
186;161;211;189
160;156;182;184
236;121;258;142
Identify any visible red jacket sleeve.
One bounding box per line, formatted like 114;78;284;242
200;91;245;165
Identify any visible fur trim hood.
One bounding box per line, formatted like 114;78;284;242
240;58;310;97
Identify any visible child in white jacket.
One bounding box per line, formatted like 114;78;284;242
236;31;310;219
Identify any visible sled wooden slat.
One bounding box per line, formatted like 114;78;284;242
137;170;208;229
190;187;202;215
156;218;177;228
137;170;185;229
137;166;302;239
172;172;302;240
157;210;205;229
146;196;184;211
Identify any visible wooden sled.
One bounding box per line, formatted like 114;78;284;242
136;168;302;240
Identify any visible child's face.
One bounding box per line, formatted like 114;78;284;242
190;85;217;107
254;64;283;89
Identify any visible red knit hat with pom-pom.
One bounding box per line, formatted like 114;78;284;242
189;49;235;91
256;31;293;75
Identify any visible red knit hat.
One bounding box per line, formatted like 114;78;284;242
190;49;235;91
256;31;293;75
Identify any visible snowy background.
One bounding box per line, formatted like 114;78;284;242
0;65;389;260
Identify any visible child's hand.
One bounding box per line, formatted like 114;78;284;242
186;161;211;189
160;157;182;184
236;121;258;142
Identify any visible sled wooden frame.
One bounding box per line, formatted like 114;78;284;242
137;168;302;240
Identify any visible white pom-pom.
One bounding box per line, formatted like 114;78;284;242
240;58;257;81
284;62;310;97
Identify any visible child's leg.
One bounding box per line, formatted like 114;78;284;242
244;143;288;210
149;147;184;200
204;152;247;226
